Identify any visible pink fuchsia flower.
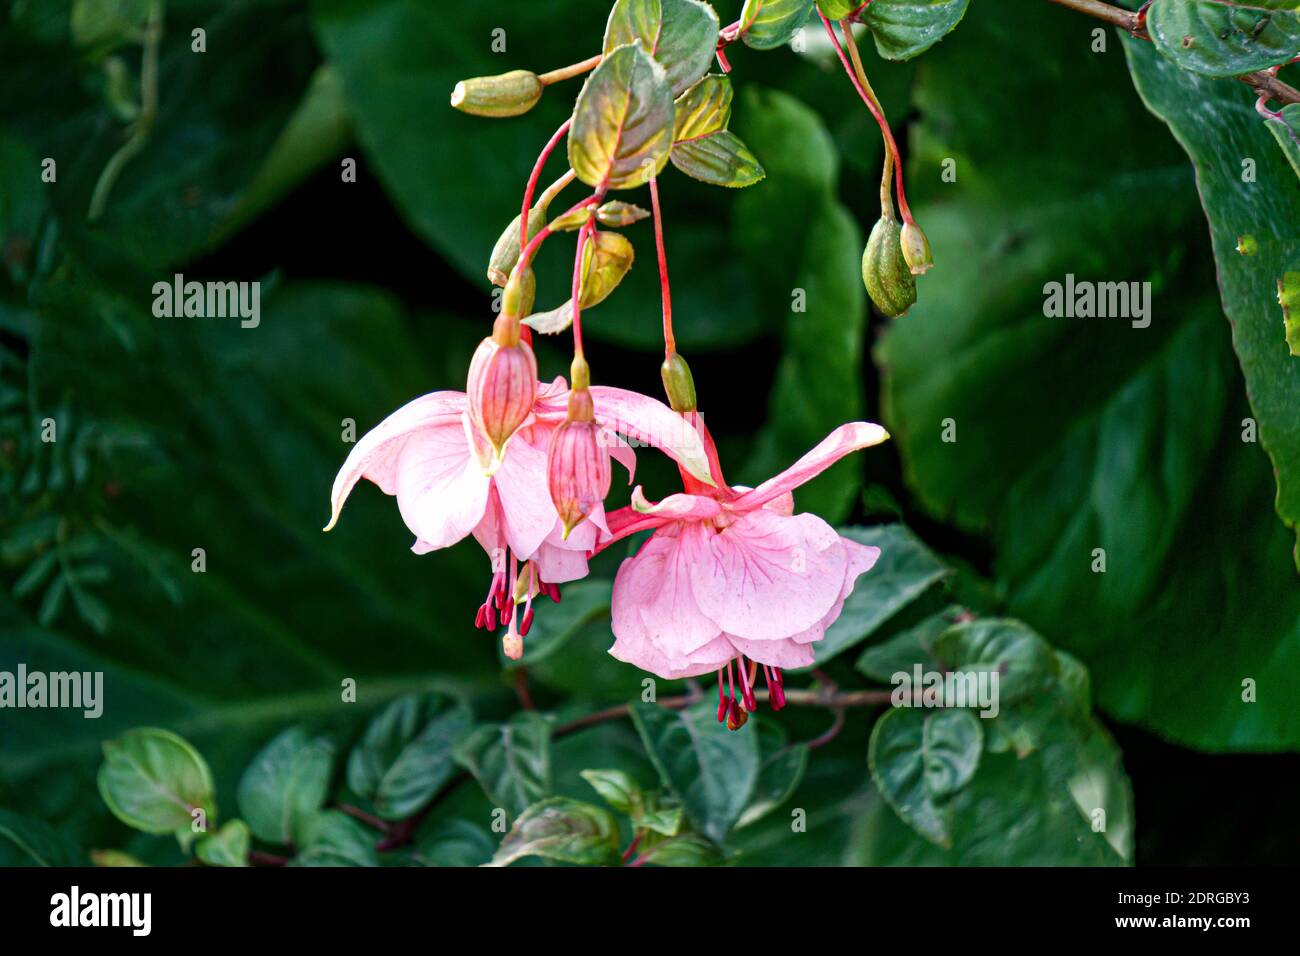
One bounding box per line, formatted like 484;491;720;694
324;378;713;658
598;414;888;724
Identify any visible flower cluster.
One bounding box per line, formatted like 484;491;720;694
325;0;914;729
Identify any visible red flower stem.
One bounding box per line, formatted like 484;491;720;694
622;832;643;863
647;176;676;358
521;118;573;254
519;193;599;267
570;219;594;361
819;12;913;224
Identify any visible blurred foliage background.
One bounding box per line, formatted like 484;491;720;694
1;0;1298;866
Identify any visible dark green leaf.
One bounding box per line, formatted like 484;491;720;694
290;810;379;867
670;130;766;187
634;831;727;865
236;727;335;845
604;0;721;96
0;809;85;866
1265;104;1300;180
740;0;815;51
736;722;808;828
863;0;970;61
1146;0;1300;77
411;819;495;867
347;692;472;820
855;609;953;682
579;768;644;815
454;712;552;819
933;618;1061;706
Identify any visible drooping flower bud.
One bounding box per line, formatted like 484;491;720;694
467;276;538;462
862;216;917;318
450;70;543;118
488;209;549;287
660;352;697;413
899;220;933;275
546;357;611;538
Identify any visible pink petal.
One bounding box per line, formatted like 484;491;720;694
611;523;721;657
692;510;847;642
323;391;466;531
491;423;560;560
600;426;637;484
726;635;816;670
393;419;490;550
630;486;722;521
589;386;714;487
730;422;889;512
609;631;736;680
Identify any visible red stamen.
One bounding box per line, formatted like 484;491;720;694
520;605;534;636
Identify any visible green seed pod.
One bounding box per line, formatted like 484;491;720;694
450;70;544;118
900;220;933;276
862;217;917;318
660;352;697;413
487;205;549;287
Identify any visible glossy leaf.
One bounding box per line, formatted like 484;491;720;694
933;618;1061;706
237;727;334;845
454;712;552;819
348;693;472;820
603;0;721;96
97;728;215;835
290;810;380;867
629;700;759;842
855;609;954;682
670;130;767;187
634;831;727;865
489;796;622;867
863;0;970;61
569;42;675;190
1146;0;1300;77
195;820;251;868
673;74;733;142
736;722;808;828
740;0;815;50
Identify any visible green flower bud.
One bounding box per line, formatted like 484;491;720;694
660;352;697;413
900;220;933;275
862;217;917;318
488;205;550;287
502;264;536;319
450;70;544;118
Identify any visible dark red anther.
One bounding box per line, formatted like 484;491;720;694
520;605;534;637
742;686;758;713
549;585;562;604
769;681;786;711
717;694;729;723
474;605;486;629
725;698;747;731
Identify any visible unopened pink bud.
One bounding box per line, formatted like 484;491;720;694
467;315;538;459
546;389;610;539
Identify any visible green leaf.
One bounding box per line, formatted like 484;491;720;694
90;850;147;867
0;809;85;866
1127;41;1300;569
604;0;721;96
579;768;644;815
1146;0;1300;77
740;0;815;50
454;712;552;819
933;618;1061;706
69;0;152;55
673;74;733;142
863;0;970;61
868;708;982;846
736;722;808;828
670;130;766;187
346;692;472;820
236;727;335;845
97;728;215;835
195;819;250;868
634;831;727;865
489;797;622;867
1265;104;1300;180
855;609;954;682
498;579;612;666
816;0;861;20
814;525;950;665
411;819;495;867
628;700;759;843
290;810;379;867
569;42;675;190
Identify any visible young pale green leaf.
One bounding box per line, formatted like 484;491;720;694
933;618;1060;706
862;0;970;61
1265;105;1300;180
638;803;686;837
453;712;552;819
236;727;334;844
868;707;982;846
670;130;766;187
0;809;85;866
736;722;808;829
814;525;950;665
580;768;645;815
346;693;472;820
1146;0;1300;76
740;0;815;50
673;74;734;142
629;700;759;843
97;728;216;835
634;831;727;866
195;820;250;868
89;850;147;867
290;810;379;867
489;797;622;867
816;0;861;20
569;43;675;190
604;0;721;96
